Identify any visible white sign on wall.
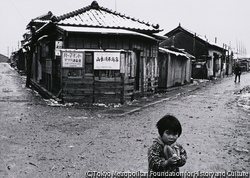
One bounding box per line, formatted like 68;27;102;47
61;51;84;68
55;41;63;56
94;52;120;70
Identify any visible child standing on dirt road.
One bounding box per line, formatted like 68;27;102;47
148;115;187;177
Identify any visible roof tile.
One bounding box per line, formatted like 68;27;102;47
55;1;161;33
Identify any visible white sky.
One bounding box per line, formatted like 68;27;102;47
1;0;250;57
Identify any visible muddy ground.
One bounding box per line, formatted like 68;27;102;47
0;63;249;178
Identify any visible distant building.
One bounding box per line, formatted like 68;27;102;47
0;53;9;63
161;24;229;79
158;46;193;89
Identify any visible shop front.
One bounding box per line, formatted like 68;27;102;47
29;26;160;104
26;1;161;104
57;29;159;104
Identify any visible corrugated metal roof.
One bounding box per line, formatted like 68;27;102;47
159;47;189;58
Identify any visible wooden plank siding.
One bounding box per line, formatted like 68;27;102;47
158;50;191;89
31;29;159;104
62;75;133;104
94;80;123;103
62;75;94;103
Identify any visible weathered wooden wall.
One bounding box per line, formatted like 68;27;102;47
62;74;94;103
31;31;159;104
158;52;191;89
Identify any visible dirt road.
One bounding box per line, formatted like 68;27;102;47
0;63;249;178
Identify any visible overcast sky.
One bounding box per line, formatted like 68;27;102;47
1;0;250;58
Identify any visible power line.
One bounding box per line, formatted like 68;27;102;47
8;0;27;23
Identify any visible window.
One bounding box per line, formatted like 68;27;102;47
68;37;76;48
76;37;84;48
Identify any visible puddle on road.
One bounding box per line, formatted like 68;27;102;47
235;85;250;113
0;96;29;102
2;87;13;92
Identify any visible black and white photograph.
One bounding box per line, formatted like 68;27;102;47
0;0;249;177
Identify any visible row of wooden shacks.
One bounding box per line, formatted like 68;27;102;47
13;1;243;104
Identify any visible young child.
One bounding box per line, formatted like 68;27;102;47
148;114;187;177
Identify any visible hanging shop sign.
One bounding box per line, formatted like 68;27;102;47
94;52;120;70
61;51;84;68
55;41;63;56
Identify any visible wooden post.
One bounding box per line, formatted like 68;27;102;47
193;33;196;58
141;56;144;96
120;73;125;104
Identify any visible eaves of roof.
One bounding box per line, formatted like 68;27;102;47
22;40;31;46
33;11;54;21
57;25;157;40
159;47;189;58
32;21;157;42
208;43;224;51
27;11;54;29
35;22;52;34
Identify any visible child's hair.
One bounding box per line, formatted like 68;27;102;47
156;114;182;137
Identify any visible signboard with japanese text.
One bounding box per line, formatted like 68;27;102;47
55;41;63;56
94;52;120;70
61;51;84;68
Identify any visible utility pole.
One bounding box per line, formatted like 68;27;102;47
236;38;238;60
193;33;196;58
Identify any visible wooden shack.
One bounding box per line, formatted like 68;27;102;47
26;1;161;104
0;54;9;63
158;47;192;89
161;24;228;79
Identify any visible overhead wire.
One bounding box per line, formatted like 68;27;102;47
1;0;28;54
8;0;27;23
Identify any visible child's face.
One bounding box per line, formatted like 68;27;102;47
161;130;179;145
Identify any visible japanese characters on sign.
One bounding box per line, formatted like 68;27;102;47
94;52;120;70
55;41;63;56
61;51;84;68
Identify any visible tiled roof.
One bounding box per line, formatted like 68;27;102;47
30;11;54;25
54;1;161;33
27;11;54;29
32;11;54;21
